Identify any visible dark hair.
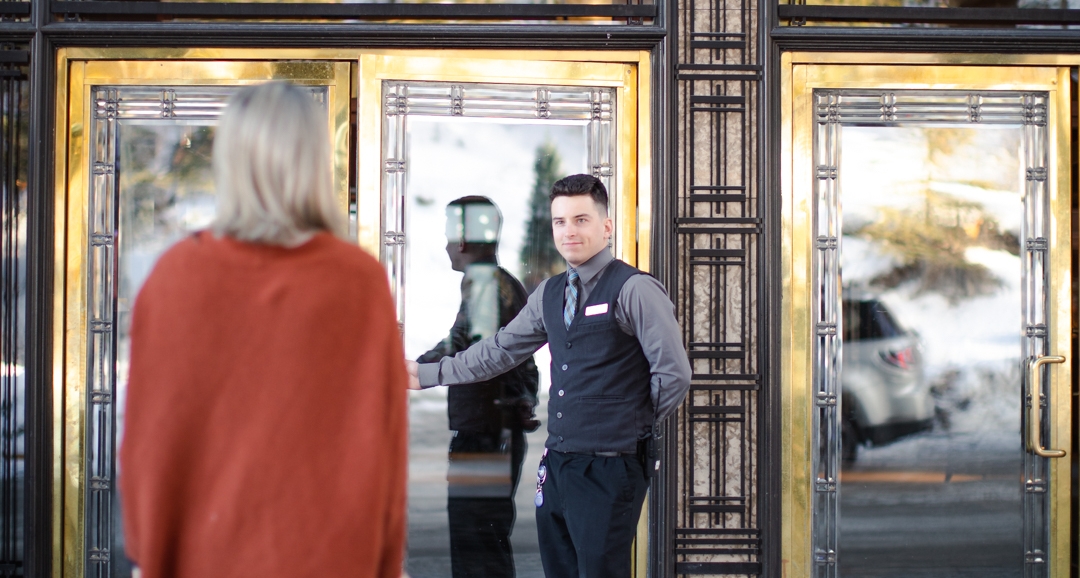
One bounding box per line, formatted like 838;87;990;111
449;195;495;207
445;195;502;245
548;174;608;214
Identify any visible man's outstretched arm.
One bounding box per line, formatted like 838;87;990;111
415;278;551;389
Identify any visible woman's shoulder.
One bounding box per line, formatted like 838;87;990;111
309;233;384;274
151;231;214;270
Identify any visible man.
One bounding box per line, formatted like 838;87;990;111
407;175;691;578
417;196;539;578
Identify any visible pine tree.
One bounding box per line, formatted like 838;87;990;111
519;142;564;293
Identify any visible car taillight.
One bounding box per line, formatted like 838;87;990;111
880;347;914;370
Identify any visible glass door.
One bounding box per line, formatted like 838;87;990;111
356;52;650;577
783;62;1073;578
56;54;350;578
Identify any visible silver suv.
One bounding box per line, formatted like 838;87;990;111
841;297;934;462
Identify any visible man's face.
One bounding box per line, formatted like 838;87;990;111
444;241;467;272
550;194;612;268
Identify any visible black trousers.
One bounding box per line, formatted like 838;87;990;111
447;429;527;578
535;449;650;578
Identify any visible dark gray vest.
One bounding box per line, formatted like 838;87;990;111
542;259;653;453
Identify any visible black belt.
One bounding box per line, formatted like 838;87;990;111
571;450;635;458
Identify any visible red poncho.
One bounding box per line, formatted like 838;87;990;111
121;231;407;578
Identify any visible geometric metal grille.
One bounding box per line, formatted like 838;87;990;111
0;52;27;578
86;86;123;578
814;90;1048;126
810;89;1052;578
379;80;616;327
671;0;763;571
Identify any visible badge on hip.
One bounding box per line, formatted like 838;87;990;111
534;449;549;508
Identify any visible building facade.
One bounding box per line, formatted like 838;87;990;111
0;0;1075;576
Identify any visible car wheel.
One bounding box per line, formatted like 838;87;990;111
841;417;859;463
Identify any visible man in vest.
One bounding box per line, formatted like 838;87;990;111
406;174;692;578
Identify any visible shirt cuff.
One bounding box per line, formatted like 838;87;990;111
418;363;442;389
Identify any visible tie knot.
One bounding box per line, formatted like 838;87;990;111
567;268;579;283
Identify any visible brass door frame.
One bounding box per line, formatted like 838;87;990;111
355;50;651;267
55;52;352;578
54;47;652;578
781;53;1076;577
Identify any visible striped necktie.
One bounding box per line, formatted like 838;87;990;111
563;268;580;329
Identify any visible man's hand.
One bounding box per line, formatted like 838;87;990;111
405;360;421;390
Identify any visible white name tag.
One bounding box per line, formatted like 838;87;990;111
584;303;609;316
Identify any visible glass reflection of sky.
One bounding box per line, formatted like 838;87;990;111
839;126;1022;371
403;117;587;360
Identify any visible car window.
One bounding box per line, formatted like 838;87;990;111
843;299;904;341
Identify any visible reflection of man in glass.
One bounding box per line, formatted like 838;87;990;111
417;196;540;578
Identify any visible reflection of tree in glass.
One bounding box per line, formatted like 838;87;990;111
853;127;1021;303
856;190;1018;303
519;142;564;293
120;125;215;243
922;127;1018;193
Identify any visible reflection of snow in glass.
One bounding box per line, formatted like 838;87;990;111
840;125;1023;435
403;117;587;361
841;126;1021;235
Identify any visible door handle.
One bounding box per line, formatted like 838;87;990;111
1027;355;1067;458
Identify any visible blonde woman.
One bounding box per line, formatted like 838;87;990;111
120;81;407;578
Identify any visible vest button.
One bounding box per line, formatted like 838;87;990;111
556;412;563;418
558;390;565;396
558;436;564;442
566;342;572;348
561;364;568;371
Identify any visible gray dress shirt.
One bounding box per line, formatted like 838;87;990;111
418;248;692;422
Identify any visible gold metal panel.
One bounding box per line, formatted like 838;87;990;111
803;63;1062;90
781;53;814;578
617;63;639;266
1047;65;1073;578
82;60;338;83
635;50;652;272
788;52;1080;67
633;489;649;573
60;54;87;578
781;54;1073;578
56;50;352;578
356;51;648;266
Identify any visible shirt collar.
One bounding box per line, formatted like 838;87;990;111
569;248;613;287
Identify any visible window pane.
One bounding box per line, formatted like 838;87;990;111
0;64;28;578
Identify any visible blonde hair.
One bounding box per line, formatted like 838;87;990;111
211;81;347;245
